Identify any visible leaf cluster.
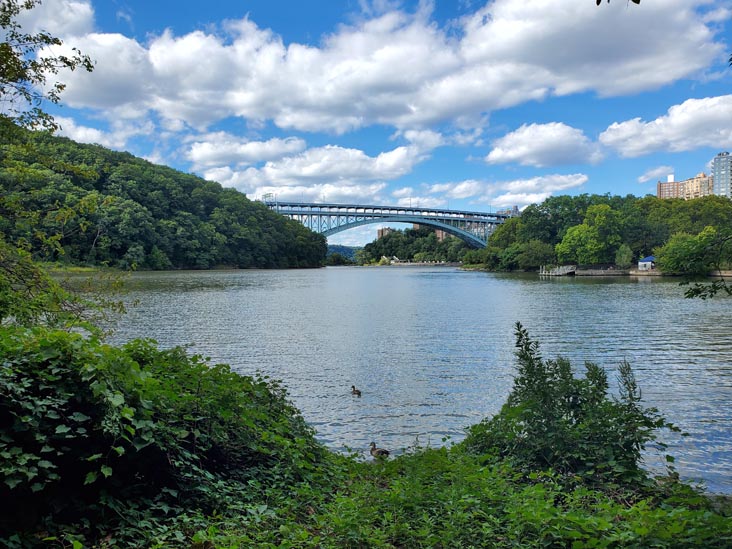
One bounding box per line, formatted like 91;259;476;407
0;0;94;130
0;326;331;546
0;236;113;331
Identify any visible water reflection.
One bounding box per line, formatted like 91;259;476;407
108;267;732;493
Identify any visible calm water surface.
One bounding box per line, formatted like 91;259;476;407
107;267;732;492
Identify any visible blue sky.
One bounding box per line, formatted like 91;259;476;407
17;0;732;244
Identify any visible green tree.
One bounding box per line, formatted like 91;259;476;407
516;240;555;271
614;243;633;268
654;226;732;299
1;0;93;131
325;252;352;266
555;224;599;264
654;229;716;276
488;216;522;248
464;322;676;485
555;204;622;265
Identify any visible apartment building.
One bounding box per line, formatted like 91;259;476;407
657;172;714;200
713;151;732;198
657;175;684;199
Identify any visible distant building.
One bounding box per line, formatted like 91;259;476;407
638;256;656;271
657;175;682;199
657;173;713;200
683;172;714;199
713;152;732;198
377;227;394;239
412;224;448;242
496;205;520;216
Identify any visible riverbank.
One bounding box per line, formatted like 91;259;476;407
469;263;731;279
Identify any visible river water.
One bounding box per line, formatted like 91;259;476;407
106;267;732;493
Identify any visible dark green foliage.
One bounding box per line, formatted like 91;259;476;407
0;326;329;546
325;252;353;266
469;239;555;271
0;128;327;269
468;193;732;271
294;448;731;549
0;238;76;327
327;244;360;261
359;226;470;264
0;237;120;332
656;226;732;299
463;323;679;486
654;228;719;276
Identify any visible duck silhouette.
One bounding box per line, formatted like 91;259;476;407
369;442;389;459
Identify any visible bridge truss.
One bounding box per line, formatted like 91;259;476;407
263;201;510;247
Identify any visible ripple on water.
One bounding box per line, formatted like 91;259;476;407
108;268;732;493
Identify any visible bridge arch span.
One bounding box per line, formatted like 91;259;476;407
263;201;510;247
321;216;486;248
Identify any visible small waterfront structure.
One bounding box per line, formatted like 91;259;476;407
638;256;655;271
539;265;576;276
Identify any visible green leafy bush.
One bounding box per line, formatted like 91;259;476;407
268;447;732;549
0;326;328;546
463;322;679;486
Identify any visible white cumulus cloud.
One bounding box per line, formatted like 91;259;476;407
18;0;94;37
483;173;588;208
486;122;603;167
43;0;724;134
187;134;307;169
426;180;485;199
202;141;432;195
600;95;732;158
54;116;152;149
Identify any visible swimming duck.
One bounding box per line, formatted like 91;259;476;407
369;442;389;459
351;385;362;397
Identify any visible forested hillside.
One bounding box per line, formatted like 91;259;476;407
462;193;732;272
0;130;326;269
359;226;471;263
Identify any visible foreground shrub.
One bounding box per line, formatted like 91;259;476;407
296;448;731;549
0;326;329;546
463;322;679;487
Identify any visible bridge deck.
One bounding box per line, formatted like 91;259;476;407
263;201;512;248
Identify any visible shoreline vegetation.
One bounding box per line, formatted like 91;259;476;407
2;322;731;547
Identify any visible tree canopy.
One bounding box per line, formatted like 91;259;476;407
0;129;327;269
462;193;732;272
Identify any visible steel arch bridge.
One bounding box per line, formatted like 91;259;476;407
263;201;510;247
